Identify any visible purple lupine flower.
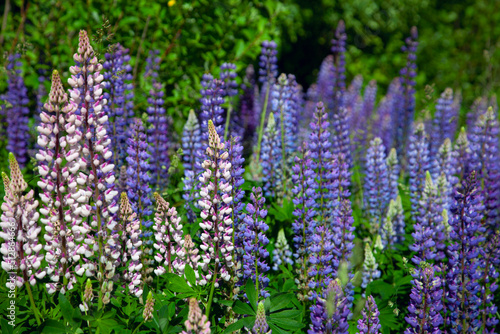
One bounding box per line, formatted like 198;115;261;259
173;234;201;282
332;199;355;270
291;144;316;261
386;148;400;201
478;232;500;333
118;192;143;297
308;223;335;294
308;102;334;225
453;127;471;182
226;136;245;254
126;118;153;227
344;75;363;119
375;78;402;150
357;295;382;334
331;153;351;222
220;62;241;138
309;279;350;334
331;106;352;169
361;243;381;289
272;228;294;271
68;30;119;279
430;88;454;158
5;54;30;168
407;123;431;219
147;55;169;190
316;55;335;109
469;107;500;232
404;263;443;334
182;298;211;334
362;80;377;123
431;138;458;210
364;138;391;229
239;65;257;143
198;120;234;286
261;113;282;198
182;110;202;221
331;20;347;116
153;193;183;275
1;154;44;287
36;70;84;293
381;196;405;246
199;74;225;142
411;172;446;265
258;40;278;85
103;43;134;168
253;301;270;334
446;172;485;333
240;187;270;297
397;26;418;156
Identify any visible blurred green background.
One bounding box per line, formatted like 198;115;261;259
1;0;499;126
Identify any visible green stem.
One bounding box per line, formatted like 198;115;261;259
25;282;42;326
255;84;271;159
132;321;145;334
205;264;218;318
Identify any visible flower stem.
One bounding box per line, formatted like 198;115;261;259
256;84;271;159
205;263;218;318
25;282;42;326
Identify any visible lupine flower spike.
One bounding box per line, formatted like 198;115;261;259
357;295;382;334
272;229;293;271
143;291;155;322
253;301;270;334
182;298;211;334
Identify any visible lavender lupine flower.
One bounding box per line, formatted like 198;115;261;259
143;291;155;322
357;295;382;334
364;138;391;229
182;298;211;334
331;20;347;116
308;223;335;294
331;199;355;270
198;120;234;286
404;262;443;334
5;54;30;168
36;70;85;293
272;229;293;271
68;30;119;279
430;88;454;158
239;187;270;297
220;62;241;138
118;193;143;297
344;75;363;117
253;302;270;334
411;172;446;264
316;55;335;109
431;138;458;210
199;74;225;142
309;279;350;334
308;102;334;225
1;154;43;287
407;123;431;219
126;118;153;227
375;79;402;150
173;235;201;281
446;172;485;333
153;193;183;275
381;196;405;247
453;127;471;182
80;279;94;312
291;144;316;260
258;40;278;85
239;65;257;142
397;26;418;155
469;107;500;231
226;136;245;253
103;43;134;167
362;80;377;123
261;113;282;198
361;243;381;290
331;106;352;169
478;232;500;333
147;72;170;190
386;148;400;201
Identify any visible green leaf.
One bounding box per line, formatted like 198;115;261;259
223;317;247;333
41;320;67;334
269;317;304;330
269;309;302;318
245;279;257;310
270;293;293;312
166;273;193;293
184;264;196;287
58;293;75;325
1;318;14;334
232;300;255;315
268;322;289;334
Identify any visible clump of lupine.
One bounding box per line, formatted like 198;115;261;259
2;24;500;334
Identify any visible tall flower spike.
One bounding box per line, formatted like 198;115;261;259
1;154;43;287
431;138;457;210
331;20;347;116
478;232;500;333
272;229;293;271
331;199;355;270
407;123;430;219
68;30;119;280
103;43;134;168
261;112;282;198
404;262;443;334
309;279;350;334
258;40;278;85
331;106;352;169
146;52;169;189
357;295;382;334
361;243;381;290
308;223;335;294
469;107;500;232
5;54;30;168
182;298;211;334
446;172;485;333
364;138;390;230
430;88;454;158
316;55;335;110
381;196;405;247
453;127;471;183
386;148;400;201
173;234;201;281
198;120;234;286
153;193;183;275
126;118;153;227
37;70;84;293
199;75;225;142
253;301;270;334
143;291;155;322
